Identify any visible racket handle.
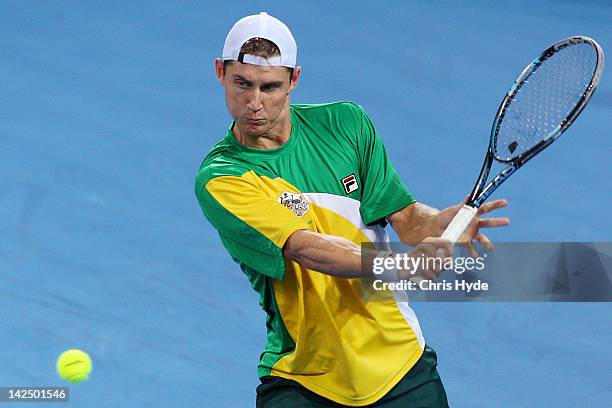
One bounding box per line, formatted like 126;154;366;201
441;205;477;242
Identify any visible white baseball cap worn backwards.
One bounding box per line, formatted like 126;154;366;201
222;12;297;68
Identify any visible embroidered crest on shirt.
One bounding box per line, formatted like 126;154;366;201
341;174;359;194
277;192;309;217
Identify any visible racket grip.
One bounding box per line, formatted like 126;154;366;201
441;205;477;242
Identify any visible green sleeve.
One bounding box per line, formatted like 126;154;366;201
356;107;415;225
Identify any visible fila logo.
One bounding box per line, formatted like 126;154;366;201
341;174;359;194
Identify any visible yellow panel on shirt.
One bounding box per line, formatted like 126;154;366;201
203;172;423;406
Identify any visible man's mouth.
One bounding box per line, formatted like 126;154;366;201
246;118;266;125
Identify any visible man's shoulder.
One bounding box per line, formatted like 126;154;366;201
194;138;249;193
291;101;372;152
291;101;367;140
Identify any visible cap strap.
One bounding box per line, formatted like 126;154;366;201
238;52;282;67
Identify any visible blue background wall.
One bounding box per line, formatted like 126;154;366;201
1;1;610;406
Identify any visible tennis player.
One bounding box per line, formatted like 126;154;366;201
195;12;509;407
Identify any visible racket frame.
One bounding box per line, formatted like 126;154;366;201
466;36;605;209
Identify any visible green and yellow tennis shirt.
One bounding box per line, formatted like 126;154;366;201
195;102;425;406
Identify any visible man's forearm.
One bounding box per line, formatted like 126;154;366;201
283;230;370;279
283;229;453;281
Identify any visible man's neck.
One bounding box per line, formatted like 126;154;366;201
233;117;292;150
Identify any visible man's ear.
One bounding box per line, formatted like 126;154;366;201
288;66;302;92
215;59;225;84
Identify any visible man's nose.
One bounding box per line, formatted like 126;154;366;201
246;89;263;112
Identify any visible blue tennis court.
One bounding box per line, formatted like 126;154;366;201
1;1;610;406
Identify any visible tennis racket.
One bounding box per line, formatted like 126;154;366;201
442;36;605;242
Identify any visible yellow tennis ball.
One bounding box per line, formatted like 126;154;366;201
56;349;92;383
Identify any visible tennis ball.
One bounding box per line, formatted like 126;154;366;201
56;349;92;383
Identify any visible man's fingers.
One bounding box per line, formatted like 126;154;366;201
466;241;479;258
419;269;438;281
411;238;454;280
477;199;508;215
474;232;495;250
477;217;510;228
422;237;453;258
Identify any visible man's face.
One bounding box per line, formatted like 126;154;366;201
216;60;300;138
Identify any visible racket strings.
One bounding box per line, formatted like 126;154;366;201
495;42;598;161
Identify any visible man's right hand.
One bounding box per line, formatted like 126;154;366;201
396;237;454;282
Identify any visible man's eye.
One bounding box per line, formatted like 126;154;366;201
262;84;281;92
236;81;249;89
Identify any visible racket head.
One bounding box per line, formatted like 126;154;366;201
490;36;605;163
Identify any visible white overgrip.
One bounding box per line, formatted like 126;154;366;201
441;205;477;242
